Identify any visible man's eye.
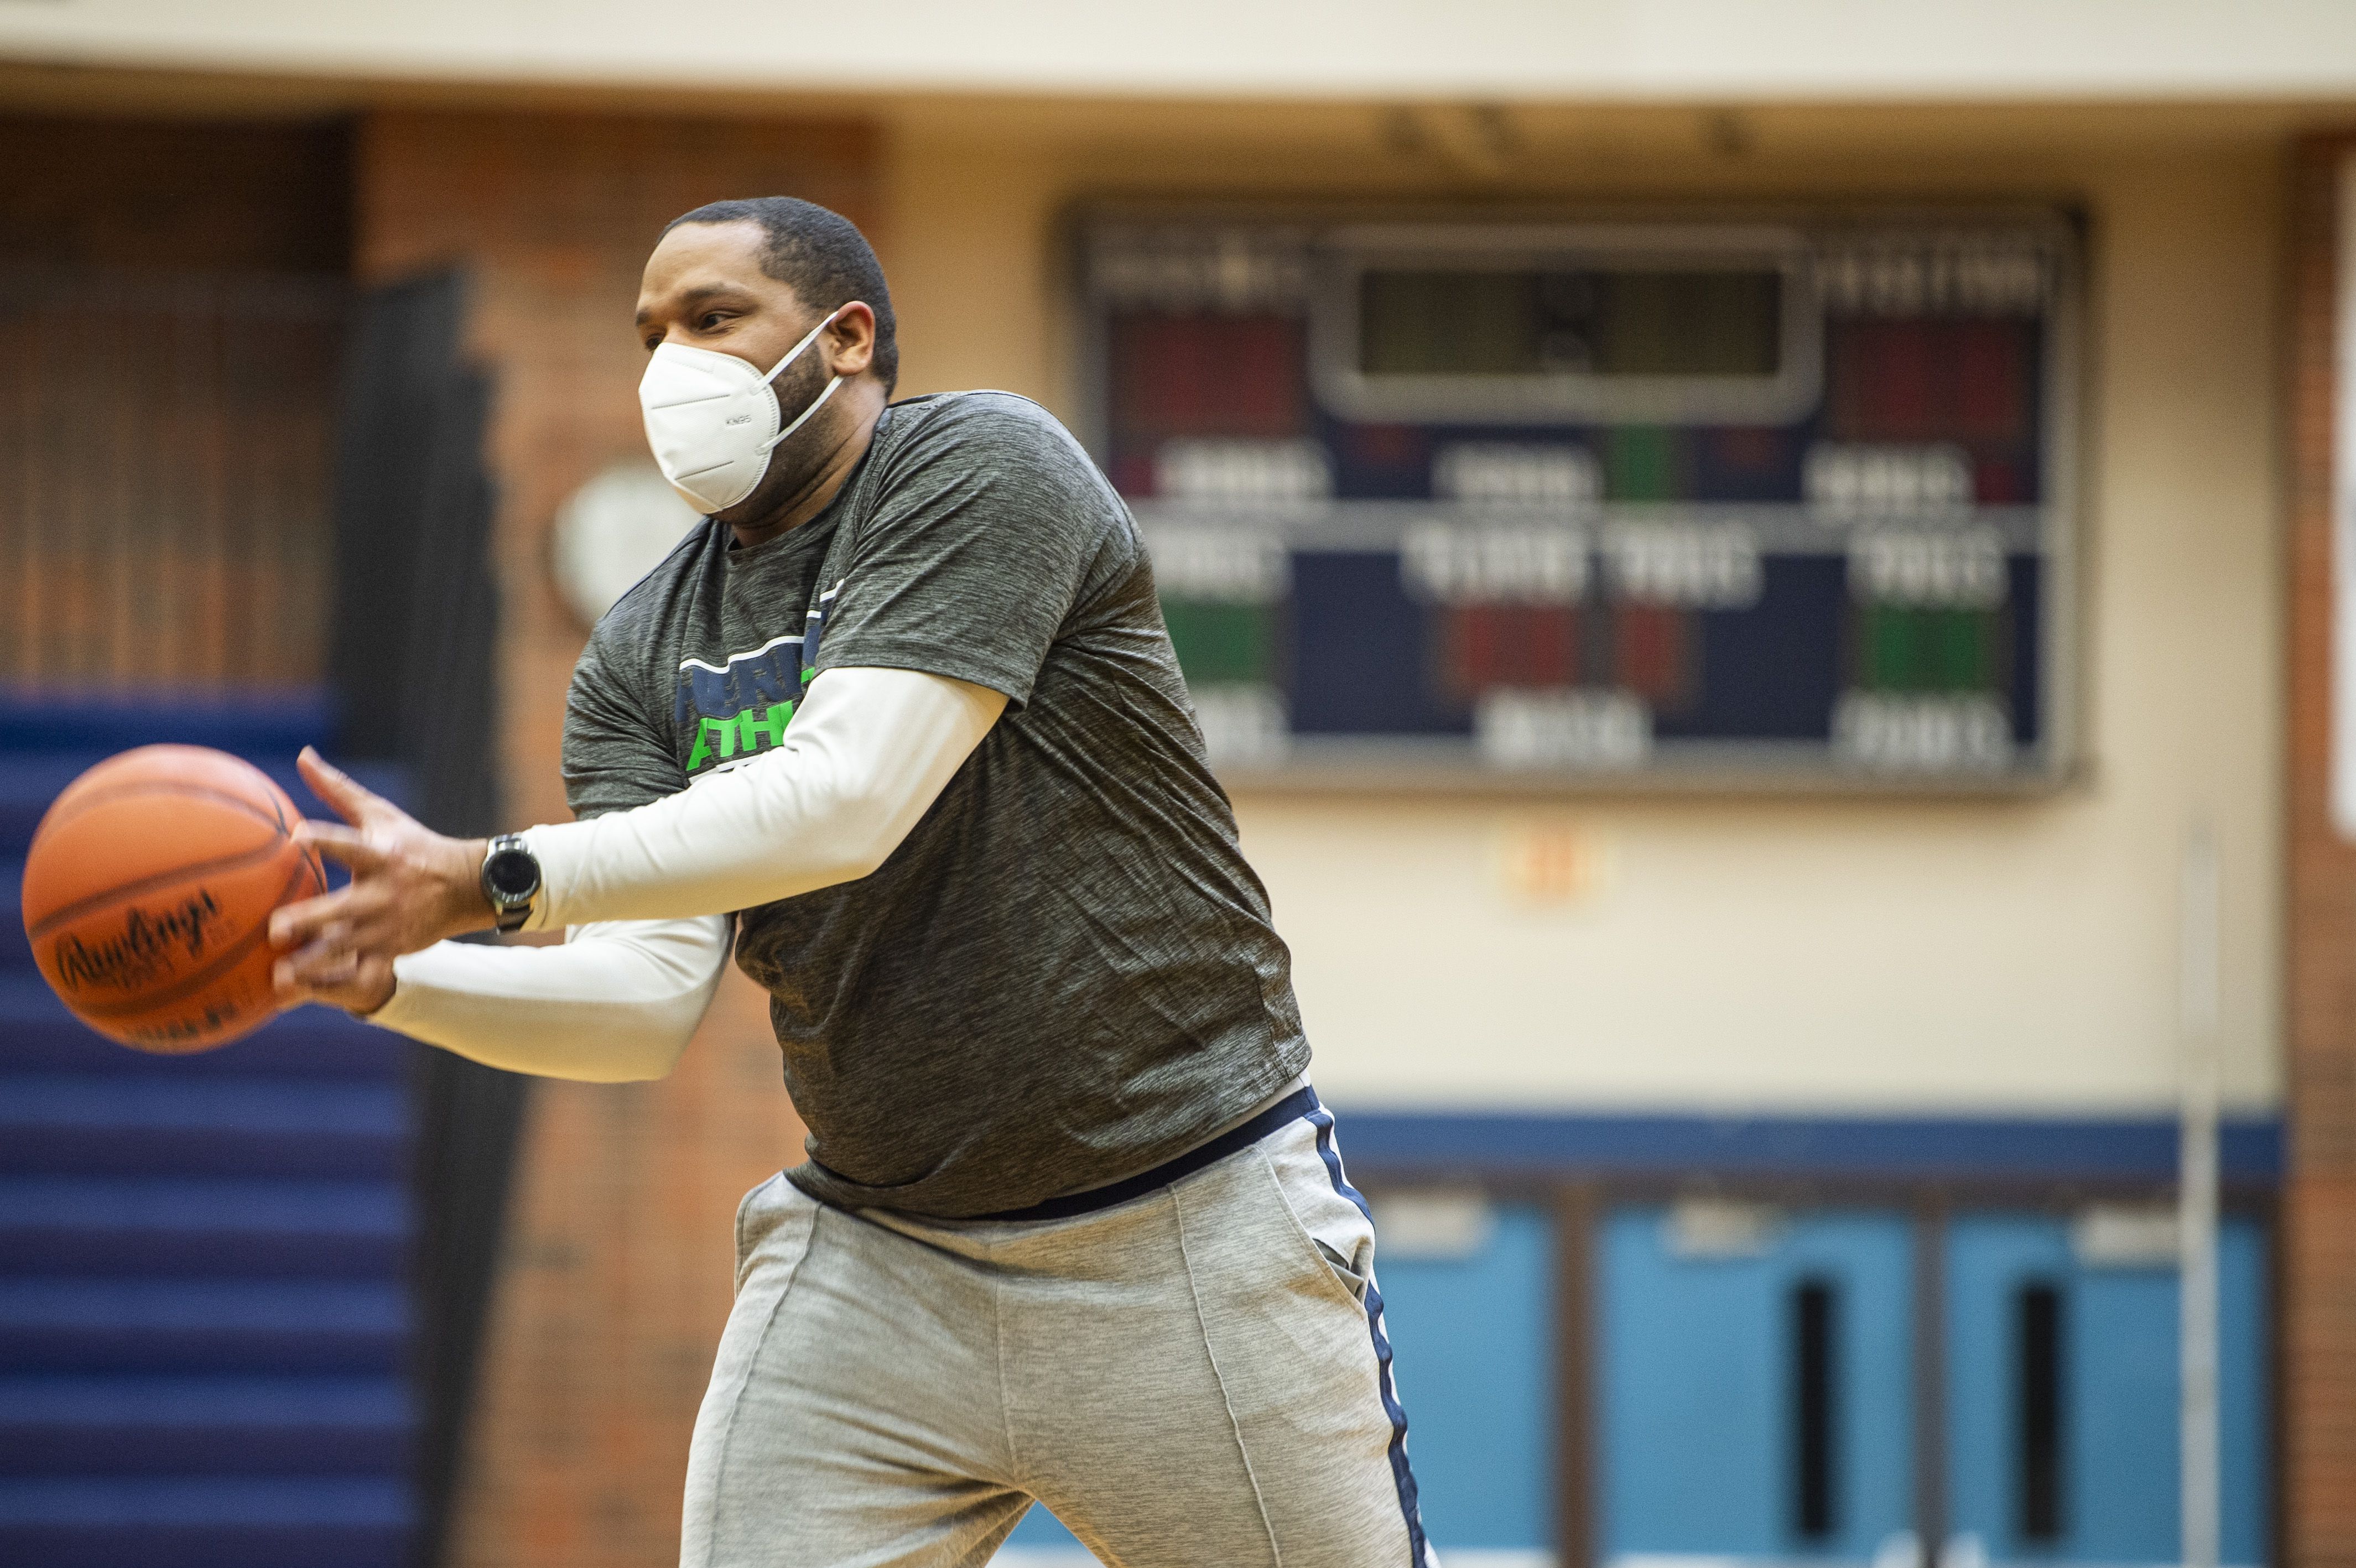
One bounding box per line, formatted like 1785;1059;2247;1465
698;312;729;330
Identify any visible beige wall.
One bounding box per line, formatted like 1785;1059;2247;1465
881;102;2288;1117
8;0;2356;100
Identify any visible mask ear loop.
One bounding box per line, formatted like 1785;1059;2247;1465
760;309;840;387
757;308;847;454
761;375;843;454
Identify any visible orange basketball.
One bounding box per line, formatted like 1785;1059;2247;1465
19;744;326;1053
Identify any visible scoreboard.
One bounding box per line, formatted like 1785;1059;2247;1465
1075;207;2081;790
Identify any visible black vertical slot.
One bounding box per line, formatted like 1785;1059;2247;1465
2017;1281;2066;1540
1793;1277;1838;1539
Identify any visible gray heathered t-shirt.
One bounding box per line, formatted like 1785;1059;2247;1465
561;391;1312;1218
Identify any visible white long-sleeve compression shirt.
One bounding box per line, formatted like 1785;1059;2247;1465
522;665;1006;930
364;666;1006;1081
367;914;731;1082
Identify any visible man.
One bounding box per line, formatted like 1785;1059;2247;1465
272;196;1431;1567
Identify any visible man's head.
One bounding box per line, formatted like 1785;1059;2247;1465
653;197;898;391
635;197;897;527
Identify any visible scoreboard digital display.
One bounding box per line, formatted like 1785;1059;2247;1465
1076;207;2081;790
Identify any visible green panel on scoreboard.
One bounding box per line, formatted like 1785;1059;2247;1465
1856;606;2007;694
1078;205;2079;791
1161;598;1276;686
1604;427;1684;503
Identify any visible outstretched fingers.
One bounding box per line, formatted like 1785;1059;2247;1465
277;751;491;961
297;747;392;828
295;819;388;874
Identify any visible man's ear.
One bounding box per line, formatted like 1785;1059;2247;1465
826;302;878;378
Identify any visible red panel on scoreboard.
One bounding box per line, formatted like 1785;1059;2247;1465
1834;321;1938;440
1974;456;2031;503
1824;320;2035;450
1614;604;1697;712
1439;605;1582;700
1954;321;2030;444
1109;314;1308;451
1435;604;1698;713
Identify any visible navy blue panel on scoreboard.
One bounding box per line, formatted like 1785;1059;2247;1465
1080;208;2079;790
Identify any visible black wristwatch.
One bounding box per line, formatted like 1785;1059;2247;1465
479;834;543;935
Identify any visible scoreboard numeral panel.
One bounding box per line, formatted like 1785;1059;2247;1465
1079;208;2079;790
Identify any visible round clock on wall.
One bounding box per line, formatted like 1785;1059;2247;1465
550;460;703;628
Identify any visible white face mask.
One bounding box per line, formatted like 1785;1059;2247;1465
638;310;844;514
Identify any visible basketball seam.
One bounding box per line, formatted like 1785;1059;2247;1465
25;836;294;940
32;780;289;848
48;852;317;1020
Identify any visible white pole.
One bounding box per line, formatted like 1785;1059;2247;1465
2179;819;2222;1568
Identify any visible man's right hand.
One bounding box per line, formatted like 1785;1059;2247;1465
271;747;488;1015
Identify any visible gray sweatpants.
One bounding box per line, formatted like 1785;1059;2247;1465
678;1093;1433;1567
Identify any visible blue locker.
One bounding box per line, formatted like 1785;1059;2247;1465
1599;1206;1916;1562
1942;1213;2269;1566
1378;1202;1557;1549
1000;1200;1556;1557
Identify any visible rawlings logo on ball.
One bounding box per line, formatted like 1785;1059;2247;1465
51;889;226;994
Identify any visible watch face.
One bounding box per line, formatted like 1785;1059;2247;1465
483;848;539;902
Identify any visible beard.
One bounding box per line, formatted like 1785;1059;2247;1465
717;355;840;526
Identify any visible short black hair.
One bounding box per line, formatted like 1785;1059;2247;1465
664;197;898;393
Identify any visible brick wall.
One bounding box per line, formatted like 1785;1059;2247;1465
0;114;351;690
2289;133;2356;1568
0;113;350;273
351;110;879;1567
